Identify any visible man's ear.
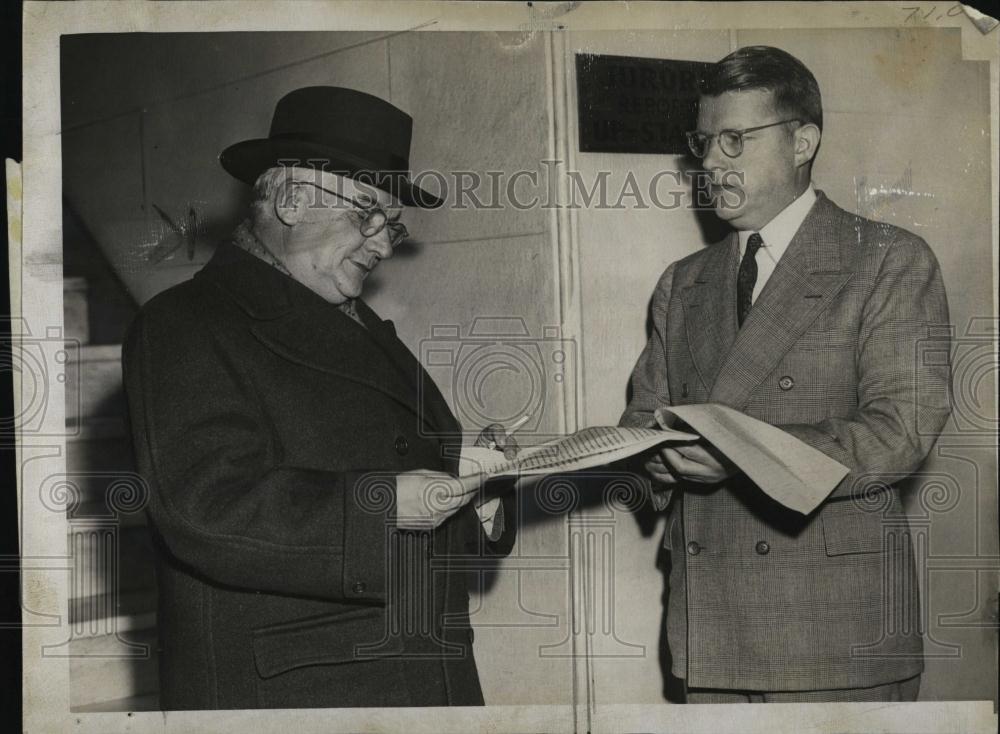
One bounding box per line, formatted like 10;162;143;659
794;124;821;168
273;182;306;226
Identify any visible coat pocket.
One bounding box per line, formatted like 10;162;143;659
252;606;404;679
821;500;888;555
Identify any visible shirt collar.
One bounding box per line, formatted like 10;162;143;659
738;183;817;258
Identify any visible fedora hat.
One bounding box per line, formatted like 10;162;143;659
219;86;442;208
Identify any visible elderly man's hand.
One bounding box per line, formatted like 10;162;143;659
394;470;485;530
474;423;520;460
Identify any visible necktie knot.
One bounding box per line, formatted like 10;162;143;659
746;232;764;255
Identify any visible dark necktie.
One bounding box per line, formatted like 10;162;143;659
737;232;763;327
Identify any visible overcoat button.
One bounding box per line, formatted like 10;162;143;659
394;436;409;455
755;541;770;555
686;541;701;556
778;376;795;391
352;581;366;594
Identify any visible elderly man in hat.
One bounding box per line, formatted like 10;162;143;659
123;87;517;710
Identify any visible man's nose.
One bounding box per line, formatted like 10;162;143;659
366;230;394;259
701;136;728;173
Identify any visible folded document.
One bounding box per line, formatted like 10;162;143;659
460;403;849;515
460;423;698;480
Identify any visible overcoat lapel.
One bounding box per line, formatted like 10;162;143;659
680;232;740;394
200;242;450;433
250;308;442;430
355;299;462;438
708;193;854;409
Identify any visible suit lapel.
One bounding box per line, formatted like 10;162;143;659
681;233;740;393
709;193;854;409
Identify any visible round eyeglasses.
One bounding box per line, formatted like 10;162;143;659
294;181;409;247
686;118;800;159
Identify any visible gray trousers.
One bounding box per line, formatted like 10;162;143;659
686;674;921;703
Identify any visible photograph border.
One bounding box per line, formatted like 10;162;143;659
16;2;1000;732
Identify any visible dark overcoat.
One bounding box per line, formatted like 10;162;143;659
622;192;952;692
123;242;514;709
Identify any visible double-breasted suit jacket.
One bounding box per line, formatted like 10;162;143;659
123;242;515;709
621;192;951;691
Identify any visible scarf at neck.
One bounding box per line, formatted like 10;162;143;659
231;219;365;327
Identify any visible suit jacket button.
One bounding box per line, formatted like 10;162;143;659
352;581;366;594
686;541;701;556
755;541;770;555
394;436;409;455
778;376;795;391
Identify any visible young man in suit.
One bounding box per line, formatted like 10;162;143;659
123;87;516;709
621;46;952;702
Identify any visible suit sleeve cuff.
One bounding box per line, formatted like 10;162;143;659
650;486;673;512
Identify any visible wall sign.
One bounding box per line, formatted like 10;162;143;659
576;53;711;155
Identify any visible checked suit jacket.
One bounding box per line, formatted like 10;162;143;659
620;191;952;692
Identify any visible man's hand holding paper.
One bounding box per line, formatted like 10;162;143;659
395;422;520;532
653;441;739;485
652;403;850;514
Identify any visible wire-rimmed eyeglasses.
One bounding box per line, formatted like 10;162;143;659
686;118;801;159
293;181;409;247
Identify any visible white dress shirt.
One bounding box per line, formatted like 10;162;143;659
738;184;817;303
